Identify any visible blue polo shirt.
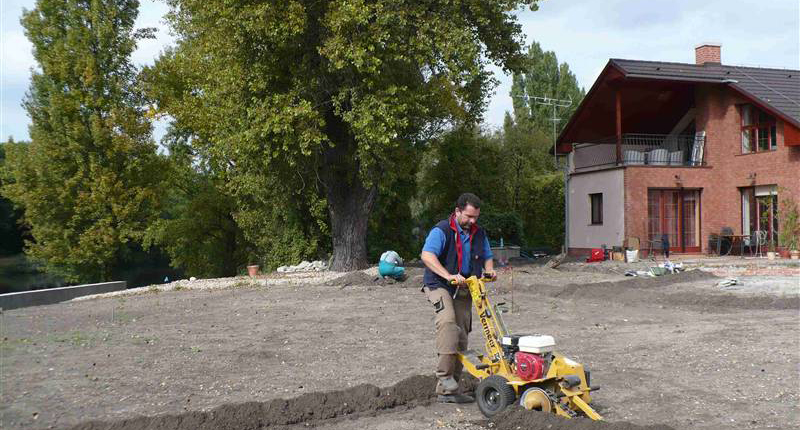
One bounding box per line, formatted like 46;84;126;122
422;223;493;275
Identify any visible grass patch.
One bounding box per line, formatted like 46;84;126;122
231;280;256;289
0;336;29;352
46;330;110;348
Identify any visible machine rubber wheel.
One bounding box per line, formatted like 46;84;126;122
475;375;516;417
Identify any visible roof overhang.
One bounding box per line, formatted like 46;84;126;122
555;60;800;153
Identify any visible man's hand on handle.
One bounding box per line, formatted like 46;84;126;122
483;270;497;281
448;273;467;286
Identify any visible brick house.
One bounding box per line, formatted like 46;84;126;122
556;45;800;256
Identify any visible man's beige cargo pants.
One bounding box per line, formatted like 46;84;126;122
423;286;472;395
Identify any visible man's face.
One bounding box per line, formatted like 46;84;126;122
455;204;480;229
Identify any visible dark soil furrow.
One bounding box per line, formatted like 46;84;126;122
64;375;438;430
528;270;799;310
62;374;678;430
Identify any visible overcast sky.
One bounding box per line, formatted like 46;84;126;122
2;0;799;142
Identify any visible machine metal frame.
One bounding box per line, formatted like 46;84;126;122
457;276;602;419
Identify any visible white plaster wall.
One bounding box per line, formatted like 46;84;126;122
568;169;625;249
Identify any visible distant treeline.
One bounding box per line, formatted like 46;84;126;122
0;0;582;285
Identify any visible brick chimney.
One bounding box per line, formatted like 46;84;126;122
695;44;721;65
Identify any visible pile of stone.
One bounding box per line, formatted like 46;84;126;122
276;260;328;273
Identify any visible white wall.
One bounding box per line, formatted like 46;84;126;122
568;169;625;249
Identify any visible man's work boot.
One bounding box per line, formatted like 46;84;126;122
436;376;459;394
436;375;474;403
438;393;475;404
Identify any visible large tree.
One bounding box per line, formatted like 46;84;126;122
510;41;585;136
1;0;165;282
0;139;26;256
159;0;541;271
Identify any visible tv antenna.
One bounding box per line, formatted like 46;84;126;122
532;96;572;166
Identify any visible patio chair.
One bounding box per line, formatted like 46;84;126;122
669;150;684;166
746;230;767;258
623;150;645;165
718;227;734;256
708;233;720;255
645;238;666;261
648;148;669;165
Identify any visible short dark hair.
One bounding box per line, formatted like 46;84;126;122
456;193;481;210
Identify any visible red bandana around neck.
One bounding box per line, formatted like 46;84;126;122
449;213;478;275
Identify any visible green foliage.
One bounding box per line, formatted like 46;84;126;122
141;49;328;272
142;129;254;277
417;124;565;252
510;41;585;135
0;140;26;256
778;192;800;250
480;210;524;245
518;172;564;250
155;0;541;270
367;173;419;262
418;126;505;223
1;0;166;282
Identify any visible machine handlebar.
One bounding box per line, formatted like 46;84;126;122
449;276;496;285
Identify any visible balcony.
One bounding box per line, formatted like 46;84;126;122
571;133;706;172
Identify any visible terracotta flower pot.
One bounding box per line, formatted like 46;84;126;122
247;265;260;277
779;249;791;259
791;250;799;260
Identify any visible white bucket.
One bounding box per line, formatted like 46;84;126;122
626;249;639;263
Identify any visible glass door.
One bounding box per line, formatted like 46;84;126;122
647;189;701;252
741;186;778;249
682;192;699;248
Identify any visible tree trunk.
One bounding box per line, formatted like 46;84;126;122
326;179;376;271
222;212;238;277
321;113;377;272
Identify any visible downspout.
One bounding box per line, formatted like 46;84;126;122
616;88;622;164
564;152;571;254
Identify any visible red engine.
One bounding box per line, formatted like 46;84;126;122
514;352;546;381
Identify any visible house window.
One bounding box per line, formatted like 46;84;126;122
590;193;603;225
741;104;777;153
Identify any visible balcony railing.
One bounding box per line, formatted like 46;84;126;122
571;133;705;171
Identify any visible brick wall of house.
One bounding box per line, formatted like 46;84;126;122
623;166;714;253
624;84;800;254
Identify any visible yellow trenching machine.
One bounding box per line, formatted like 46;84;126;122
454;276;602;420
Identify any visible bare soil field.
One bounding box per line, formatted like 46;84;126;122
1;261;798;430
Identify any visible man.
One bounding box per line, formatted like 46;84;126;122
420;193;495;403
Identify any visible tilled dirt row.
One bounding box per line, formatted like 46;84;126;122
65;375;438;430
65;375;672;430
3;263;798;430
527;270;799;311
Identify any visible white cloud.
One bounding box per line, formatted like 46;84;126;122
2;30;35;82
2;0;798;141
